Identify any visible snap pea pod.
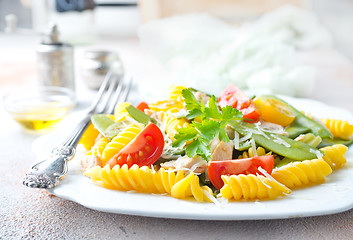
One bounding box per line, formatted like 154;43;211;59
91;114;126;140
125;105;155;125
260;95;333;139
229;121;320;161
285;125;310;139
276;157;300;168
275;133;322;168
163;148;185;157
318;138;353;148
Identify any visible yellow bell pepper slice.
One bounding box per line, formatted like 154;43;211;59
78;123;100;150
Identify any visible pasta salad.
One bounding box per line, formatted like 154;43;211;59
79;85;353;203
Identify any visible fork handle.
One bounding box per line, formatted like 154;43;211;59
23;154;69;188
23;115;91;188
61;114;91;148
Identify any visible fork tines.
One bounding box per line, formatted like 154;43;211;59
89;72;132;115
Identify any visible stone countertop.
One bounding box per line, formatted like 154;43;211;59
1;33;353;240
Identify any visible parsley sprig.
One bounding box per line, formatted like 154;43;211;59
172;89;243;161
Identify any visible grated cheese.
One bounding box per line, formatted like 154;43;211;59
233;131;240;150
250;138;257;157
259;121;285;135
258;166;290;195
239;132;252;142
247;127;270;140
270;134;291;147
256;172;272;189
309;148;324;159
151;164;156;174
203;189;221;206
255;124;271;139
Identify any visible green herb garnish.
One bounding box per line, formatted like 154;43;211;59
172;89;243;161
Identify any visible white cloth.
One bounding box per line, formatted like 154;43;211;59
138;5;332;97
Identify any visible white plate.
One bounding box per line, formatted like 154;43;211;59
32;96;353;220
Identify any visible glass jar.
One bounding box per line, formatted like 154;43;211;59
80;50;123;89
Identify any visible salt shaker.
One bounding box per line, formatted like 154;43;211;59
37;23;75;92
80;50;123;90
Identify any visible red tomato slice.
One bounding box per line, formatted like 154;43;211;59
107;123;164;168
136;102;150;112
218;84;260;121
208;155;274;190
241;105;261;122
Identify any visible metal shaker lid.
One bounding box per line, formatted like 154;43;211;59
83;50;117;63
41;23;60;45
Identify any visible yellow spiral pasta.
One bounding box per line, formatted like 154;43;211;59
101;124;142;165
271;158;332;189
160;109;189;141
167;85;186;102
90;137;110;158
238;147;268;159
321;118;353;140
220;174;291;200
84;164;213;203
149;100;185;112
114;102;131;122
320;144;348;169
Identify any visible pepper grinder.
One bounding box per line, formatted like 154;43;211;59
37;23;75;92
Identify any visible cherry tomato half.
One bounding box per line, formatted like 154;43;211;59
218;84;260;122
136;102;150;112
107;123;164;168
208;155;274;190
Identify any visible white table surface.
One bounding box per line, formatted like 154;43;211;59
1;31;353;239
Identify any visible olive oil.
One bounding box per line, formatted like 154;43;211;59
12;106;70;131
15;117;64;131
4;86;75;133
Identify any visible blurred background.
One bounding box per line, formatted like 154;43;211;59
0;0;352;59
1;0;353;116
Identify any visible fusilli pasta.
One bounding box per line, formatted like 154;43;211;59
90;137;110;158
84;164;213;202
101;124;142;165
160;109;189;141
114;102;131;122
321;118;353;140
149;100;184;112
271;158;332;189
320;144;348;169
167;85;186;102
220;174;291;200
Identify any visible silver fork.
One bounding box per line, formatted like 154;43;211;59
23;72;132;188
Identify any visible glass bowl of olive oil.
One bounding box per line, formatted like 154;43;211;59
3;87;76;132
